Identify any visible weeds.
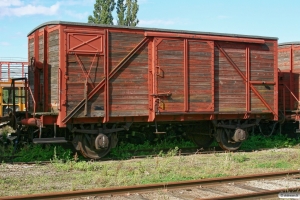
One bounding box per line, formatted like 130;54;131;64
2;147;300;197
110;139;194;159
241;134;298;150
255;161;291;169
232;154;249;163
13;145;73;162
2;131;299;163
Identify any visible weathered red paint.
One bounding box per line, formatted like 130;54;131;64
33;31;39;113
278;42;300;119
58;25;67;127
246;46;250;112
27;22;278;127
41;115;58;125
144;32;266;44
184;39;188;112
43;27;49;112
21;118;39;126
70;113;275;124
104;29;109;123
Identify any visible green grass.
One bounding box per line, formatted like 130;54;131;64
12;145;73;162
109;139;195;159
255;161;291;169
240;134;298;150
1;131;299;163
2;147;300;197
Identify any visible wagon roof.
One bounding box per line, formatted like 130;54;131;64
279;41;300;46
28;21;278;40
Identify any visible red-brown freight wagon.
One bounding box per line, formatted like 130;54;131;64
16;21;278;159
278;42;300;134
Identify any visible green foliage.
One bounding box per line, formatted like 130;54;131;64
52;160;104;172
232;154;249;163
13;145;73;162
0;126;16;160
255;161;291;169
110;139;195;159
0;143;14;159
88;0;139;26
88;0;116;25
116;0;126;25
241;134;298;150
0;126;15;143
116;0;139;26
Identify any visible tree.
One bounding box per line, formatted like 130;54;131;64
116;0;126;25
116;0;139;26
88;0;116;25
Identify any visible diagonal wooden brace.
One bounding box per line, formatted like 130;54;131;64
62;37;150;123
216;43;276;116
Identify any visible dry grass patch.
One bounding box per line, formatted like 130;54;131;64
1;148;300;196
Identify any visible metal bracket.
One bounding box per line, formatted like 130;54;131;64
156;66;164;77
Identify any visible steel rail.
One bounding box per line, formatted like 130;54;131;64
1;170;299;200
198;187;300;200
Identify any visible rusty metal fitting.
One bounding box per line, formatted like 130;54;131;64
21;118;41;127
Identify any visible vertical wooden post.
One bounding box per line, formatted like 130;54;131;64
183;39;189;112
103;29;110;123
43;27;48;112
34;30;39;112
246;46;250;112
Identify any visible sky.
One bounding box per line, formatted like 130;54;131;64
0;0;299;61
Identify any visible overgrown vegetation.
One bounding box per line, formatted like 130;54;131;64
0;126;16;159
0;144;73;162
1;128;300;196
109;139;195;159
240;134;298;150
0;130;299;163
1;147;300;196
11;145;73;162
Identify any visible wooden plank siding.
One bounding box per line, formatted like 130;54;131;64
48;30;60;112
250;42;275;112
278;43;300;111
214;42;246;112
28;38;34;113
67;54;105;117
38;35;44;111
109;32;149;117
188;40;213;111
157;39;184;111
27;21;278;125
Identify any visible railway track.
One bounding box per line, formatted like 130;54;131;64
1;170;299;199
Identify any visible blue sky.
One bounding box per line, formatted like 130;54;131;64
0;0;299;60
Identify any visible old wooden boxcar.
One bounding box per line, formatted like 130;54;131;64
278;42;300;133
23;21;278;159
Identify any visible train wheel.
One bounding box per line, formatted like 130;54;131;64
190;134;214;148
187;123;213;148
78;133;112;160
217;128;242;151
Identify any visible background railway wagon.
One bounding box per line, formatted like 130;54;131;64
26;21;278;158
0;61;27;117
278;42;300;116
278;42;300;135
